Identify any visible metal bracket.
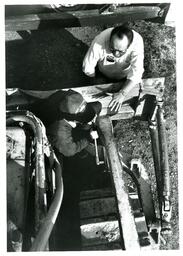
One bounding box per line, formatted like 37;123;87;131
130;159;157;224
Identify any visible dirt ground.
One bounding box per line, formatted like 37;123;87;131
6;20;177;250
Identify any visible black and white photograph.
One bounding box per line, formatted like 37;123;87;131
2;0;180;252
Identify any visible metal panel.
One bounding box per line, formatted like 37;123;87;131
7;127;26;229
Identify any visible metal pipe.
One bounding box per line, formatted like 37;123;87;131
22;133;33;251
149;119;162;219
6;110;64;250
30;154;64;251
156;103;171;229
7;111;47;233
156;105;170;198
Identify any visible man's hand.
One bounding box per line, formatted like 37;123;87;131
90;130;99;140
108;92;125;112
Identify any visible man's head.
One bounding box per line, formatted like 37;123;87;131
59;90;86;115
109;26;133;58
59;90;96;123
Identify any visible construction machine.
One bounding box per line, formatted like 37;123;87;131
6;77;172;251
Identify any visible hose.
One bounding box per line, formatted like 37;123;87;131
30;154;63;251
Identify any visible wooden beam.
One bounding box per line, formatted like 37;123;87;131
97;116;140;250
7;78;165;120
5;6;162;31
72;77;165;119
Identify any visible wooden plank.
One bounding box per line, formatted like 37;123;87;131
72;77;165;119
19;78;165;100
97;116;140;249
5;6;161;31
7;77;165;120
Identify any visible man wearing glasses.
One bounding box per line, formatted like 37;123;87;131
83;25;144;112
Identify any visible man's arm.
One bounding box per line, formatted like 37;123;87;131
47;120;89;157
109;38;144;112
82;40;101;77
108;79;135;111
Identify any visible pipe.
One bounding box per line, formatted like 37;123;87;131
156;104;171;229
149;119;162;219
7;111;47;233
6;110;64;250
30;154;64;251
156;105;170;199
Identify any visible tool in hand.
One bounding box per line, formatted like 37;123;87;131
90;129;104;166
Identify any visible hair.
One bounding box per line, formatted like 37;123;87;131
110;25;133;46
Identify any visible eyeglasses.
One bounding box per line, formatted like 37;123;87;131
110;47;126;57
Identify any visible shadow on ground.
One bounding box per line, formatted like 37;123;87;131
6;28;94;90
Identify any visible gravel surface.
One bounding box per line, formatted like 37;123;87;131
6;20;177;250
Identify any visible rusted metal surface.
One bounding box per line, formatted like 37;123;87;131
97;116;140;250
6;127;26;230
6;110;64;251
6;111;47;238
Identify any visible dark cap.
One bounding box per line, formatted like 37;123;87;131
59;90;100;123
59;90;85;114
75;101;102;123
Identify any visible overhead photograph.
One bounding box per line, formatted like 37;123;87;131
5;2;177;251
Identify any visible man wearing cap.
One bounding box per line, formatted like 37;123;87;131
83;25;144;112
28;90;101;250
47;90;101;157
30;89;101;157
